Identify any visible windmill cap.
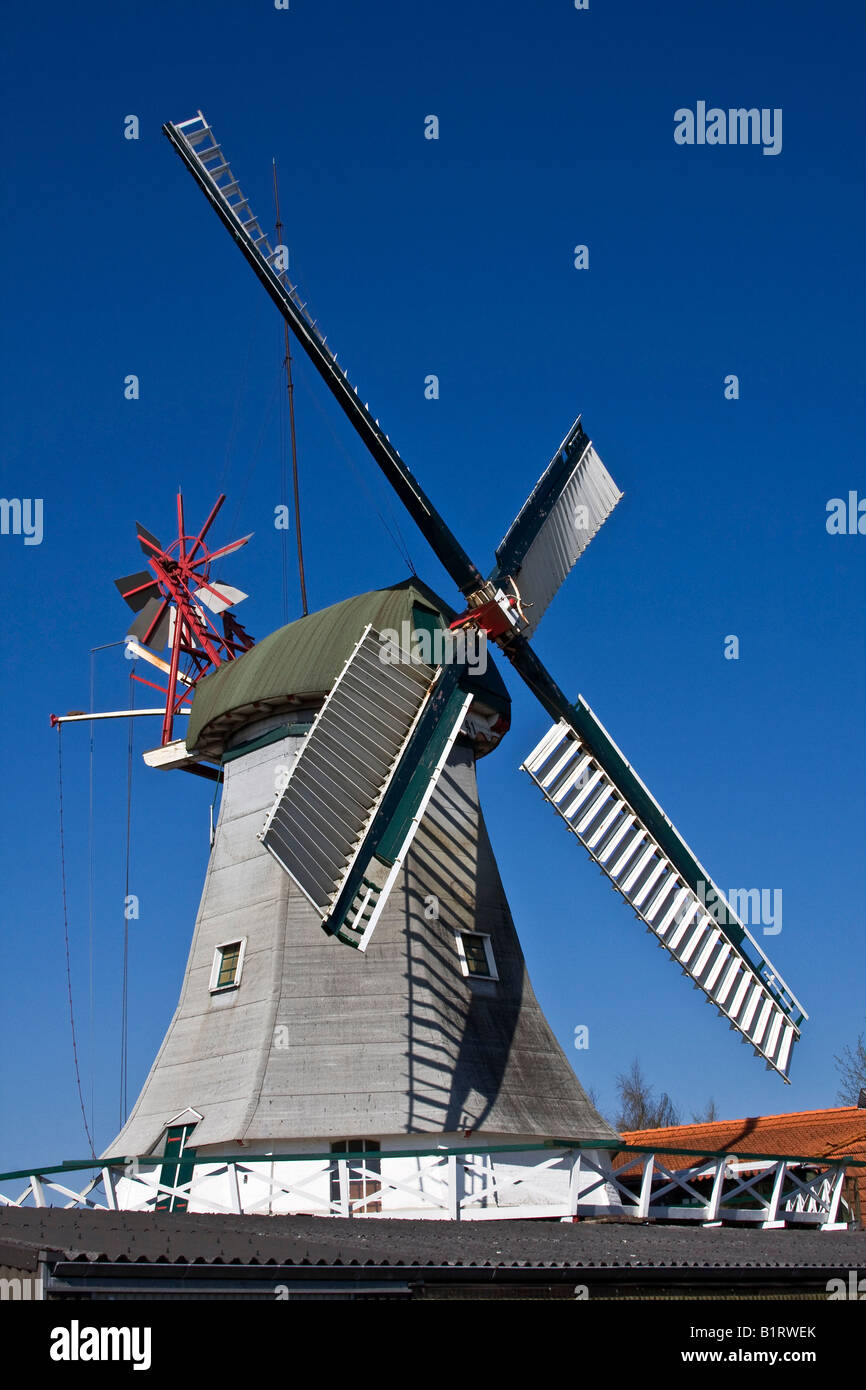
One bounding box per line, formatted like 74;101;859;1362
186;579;511;761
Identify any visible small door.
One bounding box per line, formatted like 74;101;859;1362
330;1139;382;1215
156;1124;197;1212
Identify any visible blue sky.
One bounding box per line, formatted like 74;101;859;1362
1;0;864;1171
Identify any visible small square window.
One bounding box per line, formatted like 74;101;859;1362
455;931;497;981
209;939;247;993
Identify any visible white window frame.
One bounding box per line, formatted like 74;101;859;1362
455;930;498;981
209;937;248;994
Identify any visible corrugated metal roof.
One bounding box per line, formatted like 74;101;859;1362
187;579;510;758
2;1207;863;1271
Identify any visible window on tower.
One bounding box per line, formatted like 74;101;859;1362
209;939;247;993
455;931;498;981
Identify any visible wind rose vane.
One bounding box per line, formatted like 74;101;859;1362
115;492;254;745
51;492;254;750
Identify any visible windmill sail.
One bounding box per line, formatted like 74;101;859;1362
330;675;473;950
259;625;472;949
491;418;622;634
522;704;806;1080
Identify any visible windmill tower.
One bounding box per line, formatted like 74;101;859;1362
101;112;807;1219
111;578;620;1216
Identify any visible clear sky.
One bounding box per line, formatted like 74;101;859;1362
1;0;864;1172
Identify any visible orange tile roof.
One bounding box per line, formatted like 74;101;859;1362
619;1106;866;1163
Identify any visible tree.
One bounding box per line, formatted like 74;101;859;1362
834;1031;866;1106
615;1058;679;1131
584;1082;614;1127
692;1099;719;1124
585;1082;602;1110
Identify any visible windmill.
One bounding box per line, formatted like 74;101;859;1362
103;111;807;1219
161;112;806;1073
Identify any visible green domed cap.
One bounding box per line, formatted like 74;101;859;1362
187;578;511;759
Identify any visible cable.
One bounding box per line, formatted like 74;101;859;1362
88;653;96;1143
294;358;418;577
259;234;417;579
85;639;127;1138
220;299;265;497
57;727;97;1159
227;373;282;540
119;671;135;1126
209;755;224;850
273;161;308;618
278;349;290;624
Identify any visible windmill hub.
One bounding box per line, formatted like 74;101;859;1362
449;583;529;646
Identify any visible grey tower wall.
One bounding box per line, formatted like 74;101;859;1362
109;726;617;1157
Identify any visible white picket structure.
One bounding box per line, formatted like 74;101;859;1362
0;1145;853;1229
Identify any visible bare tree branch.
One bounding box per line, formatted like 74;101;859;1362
615;1058;680;1131
834;1032;866;1106
692;1099;719;1124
